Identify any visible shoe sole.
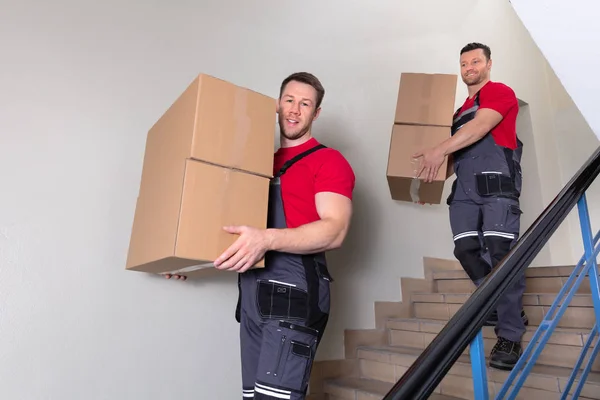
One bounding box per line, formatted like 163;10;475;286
489;359;516;371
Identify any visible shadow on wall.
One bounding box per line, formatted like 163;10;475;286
311;116;382;280
514;100;553;267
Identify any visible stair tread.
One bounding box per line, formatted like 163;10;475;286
410;296;596;329
357;345;600;383
412;292;593;301
324;376;462;399
386;316;591;334
432;265;577;280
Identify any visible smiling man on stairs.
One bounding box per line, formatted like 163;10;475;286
166;72;355;399
413;43;529;371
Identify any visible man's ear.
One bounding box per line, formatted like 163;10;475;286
275;98;280;114
312;107;321;121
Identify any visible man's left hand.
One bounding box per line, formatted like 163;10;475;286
213;226;271;272
413;147;446;183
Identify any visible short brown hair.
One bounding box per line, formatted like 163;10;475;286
460;42;491;61
279;72;325;109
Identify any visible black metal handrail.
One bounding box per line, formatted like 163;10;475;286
383;144;600;400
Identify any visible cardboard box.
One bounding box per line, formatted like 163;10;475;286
126;159;269;275
387;72;458;204
126;74;276;276
148;73;276;178
394;73;458;127
386;124;454;204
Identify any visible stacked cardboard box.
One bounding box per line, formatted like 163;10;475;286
386;72;458;204
125;73;276;278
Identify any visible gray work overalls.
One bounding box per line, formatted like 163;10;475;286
448;91;526;343
235;144;332;400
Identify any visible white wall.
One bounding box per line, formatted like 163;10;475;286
511;0;600;140
544;63;600;262
511;0;600;262
0;0;585;398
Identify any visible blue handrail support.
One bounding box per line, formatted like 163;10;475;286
467;193;600;399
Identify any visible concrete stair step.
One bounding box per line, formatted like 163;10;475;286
432;266;593;295
411;292;594;308
355;346;600;399
387;317;592;347
412;298;595;330
323;376;463;400
386;317;599;371
433;265;577;280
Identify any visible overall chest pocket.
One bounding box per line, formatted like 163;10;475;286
256;280;309;321
475;172;516;197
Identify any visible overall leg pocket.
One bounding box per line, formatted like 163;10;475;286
505;203;523;239
482;200;523;264
255;321;319;399
256;280;309;321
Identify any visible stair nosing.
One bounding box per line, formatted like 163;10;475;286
356;345;600;383
431;265;578;280
323;376;464;400
385;316;592;334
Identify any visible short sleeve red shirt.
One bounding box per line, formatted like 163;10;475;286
273;138;355;229
458;81;519;150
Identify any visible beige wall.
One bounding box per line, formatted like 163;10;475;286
0;0;592;398
545;62;600;260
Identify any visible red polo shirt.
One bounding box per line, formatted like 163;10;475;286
273;138;355;229
459;81;519;150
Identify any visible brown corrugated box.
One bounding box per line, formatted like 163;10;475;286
386;125;454;204
386;73;458;204
394;72;458;127
126;73;275;276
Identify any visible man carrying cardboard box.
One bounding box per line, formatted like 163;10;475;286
413;43;527;371
167;72;355;399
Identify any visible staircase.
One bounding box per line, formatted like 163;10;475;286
310;257;600;399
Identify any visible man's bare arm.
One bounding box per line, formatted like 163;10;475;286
438;108;503;155
413;108;504;183
266;191;353;254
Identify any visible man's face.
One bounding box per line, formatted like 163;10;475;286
277;80;321;140
460;49;491;86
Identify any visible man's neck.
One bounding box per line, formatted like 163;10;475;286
280;132;313;149
467;78;490;98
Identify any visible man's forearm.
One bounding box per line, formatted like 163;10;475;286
265;218;347;255
438;119;489;156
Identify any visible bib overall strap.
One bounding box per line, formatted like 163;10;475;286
274;144;327;178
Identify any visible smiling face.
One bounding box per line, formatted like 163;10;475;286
277;80;321;142
460;48;492;86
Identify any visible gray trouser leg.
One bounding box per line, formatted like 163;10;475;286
482;198;526;342
494;269;526;342
253;320;319;400
241;309;262;399
449;200;491;283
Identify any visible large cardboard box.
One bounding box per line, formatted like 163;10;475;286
127;159;270;275
143;73;276;177
394;73;458;127
126;74;275;276
386;125;454;204
387;73;458;204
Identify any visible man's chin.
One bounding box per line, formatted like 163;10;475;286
282;133;303;141
281;130;308;141
463;77;483;86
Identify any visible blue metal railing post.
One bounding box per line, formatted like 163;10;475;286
495;193;600;399
577;193;600;329
469;329;489;400
565;193;600;397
